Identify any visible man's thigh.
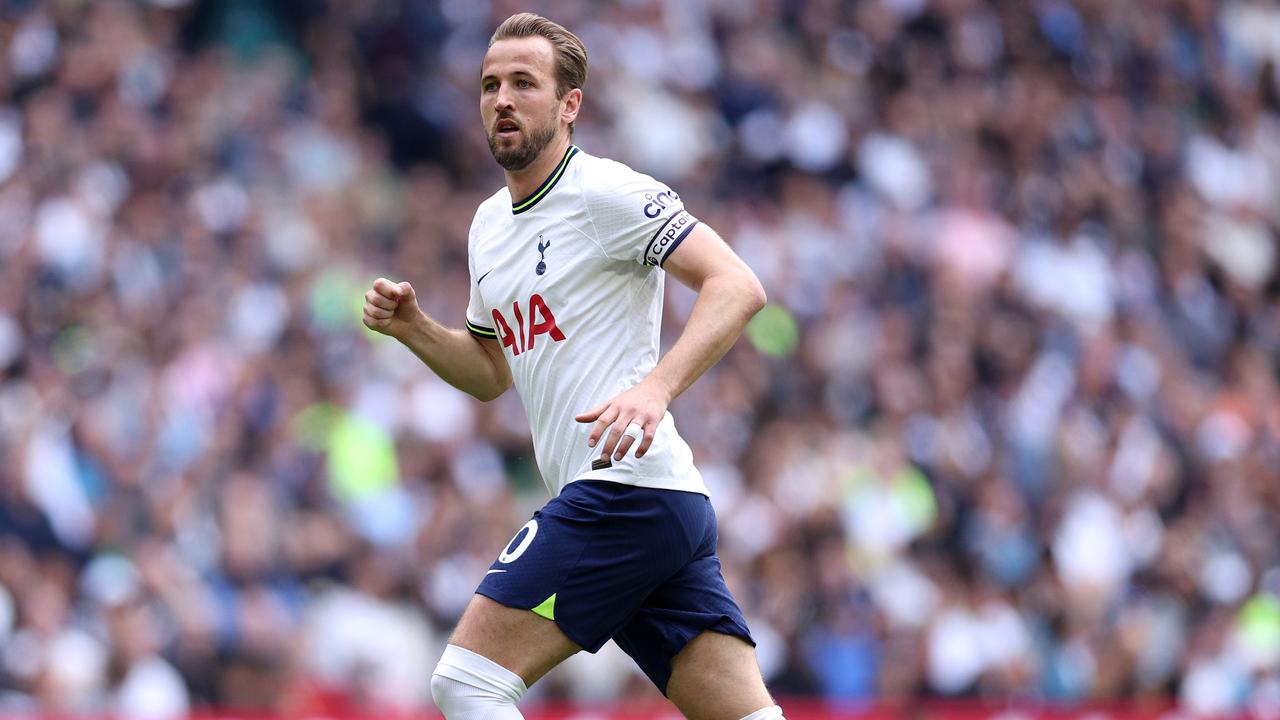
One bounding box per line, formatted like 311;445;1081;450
611;551;755;694
666;631;775;720
476;481;710;655
449;481;707;687
449;593;581;687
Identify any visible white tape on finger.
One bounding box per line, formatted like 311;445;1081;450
622;423;644;442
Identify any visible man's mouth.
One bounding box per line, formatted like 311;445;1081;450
495;119;520;136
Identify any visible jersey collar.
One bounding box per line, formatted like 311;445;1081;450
511;145;579;215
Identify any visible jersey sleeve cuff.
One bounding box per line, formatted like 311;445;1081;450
643;211;698;267
467;320;498;339
656;219;698;267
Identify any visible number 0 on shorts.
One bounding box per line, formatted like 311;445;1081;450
498;519;538;563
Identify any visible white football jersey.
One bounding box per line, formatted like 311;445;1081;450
463;145;707;498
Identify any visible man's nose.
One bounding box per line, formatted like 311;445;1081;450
493;84;515;113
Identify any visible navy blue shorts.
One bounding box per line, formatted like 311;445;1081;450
475;480;754;694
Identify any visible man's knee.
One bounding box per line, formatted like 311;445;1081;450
667;631;777;720
448;594;580;687
430;644;527;719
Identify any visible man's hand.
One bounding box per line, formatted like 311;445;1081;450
360;277;512;401
362;278;421;339
575;379;673;461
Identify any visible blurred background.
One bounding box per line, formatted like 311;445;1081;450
1;0;1279;718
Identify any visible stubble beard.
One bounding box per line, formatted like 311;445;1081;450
487;113;559;172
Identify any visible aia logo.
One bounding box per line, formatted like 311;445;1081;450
535;235;550;275
492;294;565;356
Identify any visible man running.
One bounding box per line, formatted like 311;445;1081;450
362;13;783;720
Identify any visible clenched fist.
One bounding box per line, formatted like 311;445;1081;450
362;277;421;339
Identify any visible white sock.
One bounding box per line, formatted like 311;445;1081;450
430;644;528;719
739;706;785;720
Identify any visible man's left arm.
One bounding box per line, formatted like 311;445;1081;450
575;223;766;461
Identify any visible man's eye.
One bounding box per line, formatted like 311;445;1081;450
517;79;531;88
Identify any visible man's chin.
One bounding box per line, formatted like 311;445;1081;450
488;125;556;171
489;140;536;171
493;149;535;171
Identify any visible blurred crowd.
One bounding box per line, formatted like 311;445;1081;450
1;0;1279;717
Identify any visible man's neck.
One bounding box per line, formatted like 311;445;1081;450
505;136;572;202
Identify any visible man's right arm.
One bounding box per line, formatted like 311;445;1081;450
362;277;512;401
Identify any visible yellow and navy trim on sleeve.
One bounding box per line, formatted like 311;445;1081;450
511;145;579;215
467;320;498;339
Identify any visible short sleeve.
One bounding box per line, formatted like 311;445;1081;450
464;215;497;341
465;269;495;340
583;164;700;267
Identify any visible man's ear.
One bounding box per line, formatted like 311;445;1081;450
561;87;582;125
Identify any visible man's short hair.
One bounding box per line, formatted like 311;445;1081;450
490;13;588;131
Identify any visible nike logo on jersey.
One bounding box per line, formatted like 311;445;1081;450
477;268;494;285
485;569;507;576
